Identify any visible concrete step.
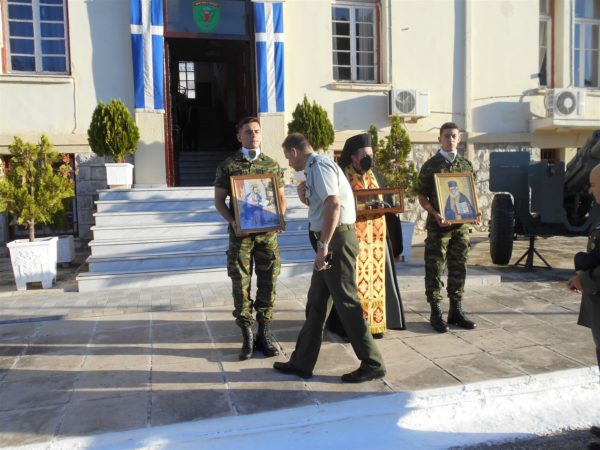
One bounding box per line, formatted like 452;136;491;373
98;187;214;201
90;218;310;242
86;245;315;272
93;205;308;227
95;198;214;213
98;186;304;202
88;233;311;257
76;261;314;292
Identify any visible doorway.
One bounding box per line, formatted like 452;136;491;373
166;38;254;186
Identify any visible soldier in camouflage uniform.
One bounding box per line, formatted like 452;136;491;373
417;122;477;333
214;117;287;360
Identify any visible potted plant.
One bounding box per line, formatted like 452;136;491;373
370;116;419;261
0;136;75;290
87;98;140;188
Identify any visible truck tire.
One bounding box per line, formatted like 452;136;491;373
490;194;514;265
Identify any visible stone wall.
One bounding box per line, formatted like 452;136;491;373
399;143;538;235
75;154;108;239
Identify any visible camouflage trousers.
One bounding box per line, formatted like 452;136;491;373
227;231;281;327
424;225;471;303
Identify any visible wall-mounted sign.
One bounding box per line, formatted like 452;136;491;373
166;0;247;36
193;1;221;32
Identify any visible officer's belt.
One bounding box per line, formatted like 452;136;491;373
314;223;355;237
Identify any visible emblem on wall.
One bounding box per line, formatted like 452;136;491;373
193;1;221;32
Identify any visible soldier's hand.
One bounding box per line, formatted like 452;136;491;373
567;272;583;293
435;212;450;227
231;221;250;237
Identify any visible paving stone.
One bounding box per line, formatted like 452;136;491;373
0;373;76;410
491;345;584;375
403;333;483;360
71;369;150;402
151;385;232;426
548;340;599;367
435;352;526;383
383;353;460;391
228;381;314;415
0;406;64;446
151;360;224;387
456;327;537;352
59;393;148;436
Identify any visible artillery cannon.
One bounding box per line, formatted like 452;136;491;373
488;129;600;269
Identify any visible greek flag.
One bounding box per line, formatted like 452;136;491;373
254;2;284;114
130;0;164;112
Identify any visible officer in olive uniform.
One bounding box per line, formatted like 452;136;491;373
273;132;386;383
417;122;477;333
214;117;286;360
567;163;600;450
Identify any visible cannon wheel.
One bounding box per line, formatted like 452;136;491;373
490;194;515;265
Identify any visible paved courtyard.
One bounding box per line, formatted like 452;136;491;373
0;233;596;448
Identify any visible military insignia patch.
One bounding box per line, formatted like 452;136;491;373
193;1;221;32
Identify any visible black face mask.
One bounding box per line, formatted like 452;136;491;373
359;155;373;172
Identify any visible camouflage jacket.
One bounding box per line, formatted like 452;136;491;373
214;150;285;212
417;151;474;230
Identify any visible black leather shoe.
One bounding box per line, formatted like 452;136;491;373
273;361;312;379
447;300;476;330
591;426;600;438
341;366;386;383
588;438;600;450
372;333;384;339
430;302;449;333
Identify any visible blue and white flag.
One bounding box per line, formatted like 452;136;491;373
254;2;284;114
130;0;164;112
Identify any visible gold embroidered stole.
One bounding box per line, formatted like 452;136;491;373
345;165;387;334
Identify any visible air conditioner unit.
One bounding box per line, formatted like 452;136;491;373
544;88;585;117
388;89;429;117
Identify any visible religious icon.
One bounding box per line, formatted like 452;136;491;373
353;187;404;217
230;174;285;233
434;172;479;224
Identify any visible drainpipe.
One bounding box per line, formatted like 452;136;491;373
387;0;392;84
464;0;475;161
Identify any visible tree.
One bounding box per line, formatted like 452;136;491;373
370;116;418;201
87;99;140;163
287;95;334;151
0;136;75;241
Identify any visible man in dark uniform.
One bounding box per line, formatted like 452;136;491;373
273;133;386;383
417;122;477;333
214;117;287;360
567;163;600;450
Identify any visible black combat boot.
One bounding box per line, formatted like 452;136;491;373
239;324;254;361
447;299;476;329
255;322;279;357
430;301;449;333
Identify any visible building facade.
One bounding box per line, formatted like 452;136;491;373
1;0;600;238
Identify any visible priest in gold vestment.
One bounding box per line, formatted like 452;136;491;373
326;133;405;338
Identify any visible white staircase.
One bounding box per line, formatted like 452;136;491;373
76;186;314;292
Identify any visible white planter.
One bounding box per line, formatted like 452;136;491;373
105;163;134;188
6;236;58;290
400;221;415;262
57;235;75;264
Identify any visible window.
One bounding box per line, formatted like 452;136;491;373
178;61;195;99
541;148;557;164
332;2;377;82
4;0;69;74
574;0;600;87
539;0;551;86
